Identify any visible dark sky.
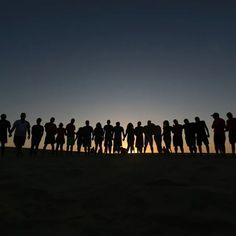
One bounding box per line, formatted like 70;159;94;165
1;0;235;151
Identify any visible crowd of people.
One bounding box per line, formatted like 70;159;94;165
0;112;235;157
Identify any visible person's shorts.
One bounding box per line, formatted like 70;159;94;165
14;136;26;147
45;135;55;145
67;136;75;146
214;134;226;146
229;133;236;144
83;138;91;147
197;135;209;146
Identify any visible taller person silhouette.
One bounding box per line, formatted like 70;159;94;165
103;120;113;154
211;113;226;155
83;120;93;154
144;120;154;154
43;117;57;153
113;122;124;154
10;113;30;156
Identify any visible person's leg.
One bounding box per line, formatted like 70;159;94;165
232;143;235;154
1;142;5;156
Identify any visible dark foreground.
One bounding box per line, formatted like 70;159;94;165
0;149;236;236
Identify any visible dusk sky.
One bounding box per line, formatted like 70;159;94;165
1;0;235;151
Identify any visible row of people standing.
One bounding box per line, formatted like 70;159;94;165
0;112;235;156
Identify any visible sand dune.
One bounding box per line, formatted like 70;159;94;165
0;149;236;235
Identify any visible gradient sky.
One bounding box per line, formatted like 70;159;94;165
1;0;236;152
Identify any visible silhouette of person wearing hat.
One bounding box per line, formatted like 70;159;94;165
226;112;236;154
211;113;226;155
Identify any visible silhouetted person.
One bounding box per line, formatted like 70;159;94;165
162;120;172;154
195;117;210;154
144;120;154;153
75;127;84;154
43;117;57;153
103;120;113;154
172;119;184;154
211;113;226;155
10;113;30;156
0;114;11;156
226;112;236;154
93;122;104;154
30;118;44;156
134;121;144;153
56;123;66;154
183;119;197;154
113;122;124;154
124;123;135;153
83;120;93;153
66;118;76;154
152;123;162;154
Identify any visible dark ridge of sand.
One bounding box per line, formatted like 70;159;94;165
0;148;236;236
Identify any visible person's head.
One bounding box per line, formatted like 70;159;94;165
96;122;101;128
127;123;133;129
227;112;233;119
50;117;55;123
85;120;89;126
116;122;120;127
107;120;111;125
137;121;141;126
211;112;219;119
184;119;189;124
59;122;63;128
195;116;200;122
147;120;151;126
163;120;169;127
1;114;6;120
36;118;42;125
173;119;178;125
20;113;26;120
71;118;75;124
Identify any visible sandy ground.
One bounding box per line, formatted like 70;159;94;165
0;149;236;236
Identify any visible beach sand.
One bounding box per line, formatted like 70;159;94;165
0;149;236;235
